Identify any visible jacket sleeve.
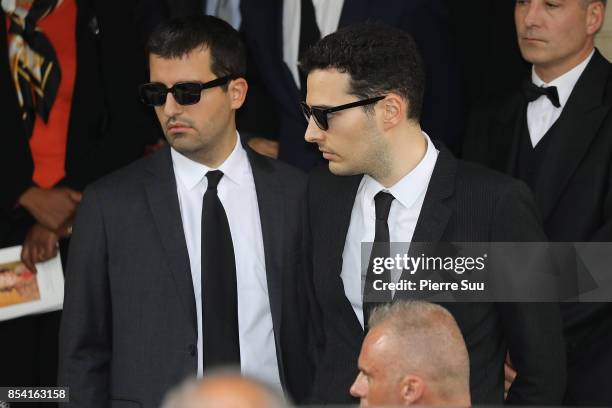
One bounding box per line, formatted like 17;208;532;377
492;181;567;405
58;186;111;408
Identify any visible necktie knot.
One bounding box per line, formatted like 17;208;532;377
206;170;224;191
374;191;395;221
521;81;561;108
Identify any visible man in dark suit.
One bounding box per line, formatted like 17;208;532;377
239;0;464;170
59;16;312;408
463;0;612;405
300;23;566;405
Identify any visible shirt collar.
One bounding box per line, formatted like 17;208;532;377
362;131;439;210
531;48;594;108
171;131;250;190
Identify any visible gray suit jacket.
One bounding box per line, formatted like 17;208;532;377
58;146;314;407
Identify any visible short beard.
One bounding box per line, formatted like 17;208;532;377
363;124;392;182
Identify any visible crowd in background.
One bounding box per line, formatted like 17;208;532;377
1;0;611;407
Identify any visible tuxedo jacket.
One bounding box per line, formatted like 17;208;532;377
58;146;314;408
463;49;612;405
307;146;566;405
240;0;464;170
0;0;157;243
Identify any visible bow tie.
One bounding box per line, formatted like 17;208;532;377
521;81;561;108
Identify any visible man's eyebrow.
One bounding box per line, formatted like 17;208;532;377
311;104;333;109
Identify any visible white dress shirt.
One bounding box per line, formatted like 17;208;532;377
340;132;439;328
527;49;594;147
283;0;345;87
171;133;281;390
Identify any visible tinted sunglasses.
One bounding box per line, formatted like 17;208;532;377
139;75;234;106
300;95;386;131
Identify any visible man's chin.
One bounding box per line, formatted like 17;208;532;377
167;139;203;157
518;47;551;66
166;134;194;149
328;161;360;176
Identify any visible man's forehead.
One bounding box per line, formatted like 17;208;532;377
149;46;211;65
305;68;351;105
149;48;214;82
362;326;397;365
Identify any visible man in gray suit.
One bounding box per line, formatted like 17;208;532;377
58;15;313;408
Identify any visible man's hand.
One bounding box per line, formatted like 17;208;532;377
21;223;60;273
247;137;279;159
18;186;82;231
504;351;517;399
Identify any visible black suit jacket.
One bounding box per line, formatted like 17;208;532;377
240;0;464;171
58;146;313;407
307;146;566;405
463;49;612;405
0;0;157;243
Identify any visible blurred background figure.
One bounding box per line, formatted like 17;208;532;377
350;301;470;407
162;371;289;408
0;0;157;400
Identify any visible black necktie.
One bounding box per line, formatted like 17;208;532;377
201;170;240;369
298;0;321;96
521;80;561;108
363;191;395;330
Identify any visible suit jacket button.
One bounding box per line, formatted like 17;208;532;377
188;344;197;356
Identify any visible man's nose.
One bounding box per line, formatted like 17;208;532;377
523;1;543;28
304;116;324;143
350;372;367;399
162;92;183;117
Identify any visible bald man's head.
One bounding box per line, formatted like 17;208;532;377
350;301;470;407
162;371;288;408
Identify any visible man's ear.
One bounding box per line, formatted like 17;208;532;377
381;93;406;131
586;1;605;35
229;77;248;109
399;374;425;405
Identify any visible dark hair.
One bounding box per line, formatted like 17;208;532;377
146;15;246;80
299;22;425;121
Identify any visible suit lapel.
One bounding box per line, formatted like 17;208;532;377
247;150;285;350
412;145;455;244
144;147;197;335
533;51;611;219
503;100;525;177
323;173;365;344
489;92;526;176
246;148;288;384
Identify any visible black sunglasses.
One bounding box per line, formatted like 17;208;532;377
300;95;386;131
139;75;234;106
